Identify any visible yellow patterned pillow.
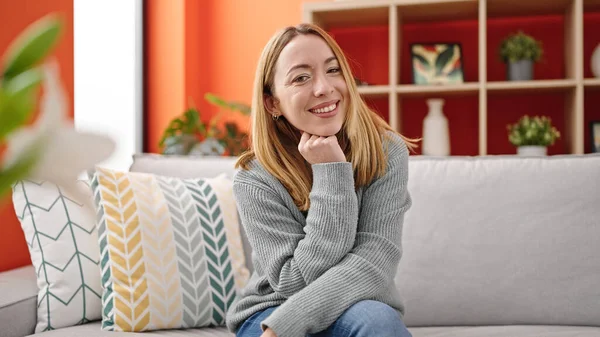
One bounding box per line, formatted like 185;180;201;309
90;167;250;332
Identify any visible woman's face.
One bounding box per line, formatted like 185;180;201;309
266;34;348;137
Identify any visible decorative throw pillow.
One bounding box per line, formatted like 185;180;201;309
11;180;102;333
90;167;250;332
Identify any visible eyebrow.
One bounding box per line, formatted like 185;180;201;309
286;56;338;76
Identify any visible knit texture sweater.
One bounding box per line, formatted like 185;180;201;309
225;132;412;337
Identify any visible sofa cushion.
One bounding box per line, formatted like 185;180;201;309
91;168;249;332
11;180;102;332
409;325;600;337
397;154;600;327
25;321;233;336
0;265;38;337
128;154;254;274
22;321;600;337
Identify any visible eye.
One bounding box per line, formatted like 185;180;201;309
293;75;309;83
328;67;341;74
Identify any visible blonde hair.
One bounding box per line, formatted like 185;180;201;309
236;23;418;211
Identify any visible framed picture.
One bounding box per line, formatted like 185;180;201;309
411;43;464;85
591;121;600;153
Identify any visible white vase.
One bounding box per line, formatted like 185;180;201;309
592;44;600;78
422;98;450;156
517;145;547;156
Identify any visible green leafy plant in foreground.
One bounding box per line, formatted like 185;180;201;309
0;14;63;198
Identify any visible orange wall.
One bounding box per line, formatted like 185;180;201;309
145;0;328;153
208;0;326;126
145;0;186;154
0;0;74;272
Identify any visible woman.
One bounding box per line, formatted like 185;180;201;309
225;23;417;337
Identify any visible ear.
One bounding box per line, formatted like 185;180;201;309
263;94;280;115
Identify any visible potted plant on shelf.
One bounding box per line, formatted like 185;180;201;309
507;115;560;156
158;93;250;157
499;31;543;81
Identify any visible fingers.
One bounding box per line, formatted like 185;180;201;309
298;132;344;164
308;135;322;148
300;131;310;145
298;132;310;152
306;135;328;150
299;132;320;149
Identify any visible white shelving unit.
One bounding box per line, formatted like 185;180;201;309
303;0;599;155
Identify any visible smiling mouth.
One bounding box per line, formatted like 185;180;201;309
309;101;339;114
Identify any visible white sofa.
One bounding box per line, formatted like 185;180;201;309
2;152;600;337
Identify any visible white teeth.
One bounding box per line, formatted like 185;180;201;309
311;102;337;114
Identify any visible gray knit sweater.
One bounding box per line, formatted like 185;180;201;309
225;132;412;337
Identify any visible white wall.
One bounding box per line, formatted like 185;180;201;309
74;0;143;171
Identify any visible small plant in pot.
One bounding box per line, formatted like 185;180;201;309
507;115;560;156
158;93;250;156
158;108;205;155
499;31;543;81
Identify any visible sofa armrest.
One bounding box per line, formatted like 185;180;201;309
0;265;37;337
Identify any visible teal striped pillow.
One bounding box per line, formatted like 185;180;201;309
90;167;249;332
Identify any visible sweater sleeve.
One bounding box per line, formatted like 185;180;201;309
233;161;358;298
260;140;412;337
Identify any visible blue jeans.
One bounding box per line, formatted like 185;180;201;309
236;300;413;337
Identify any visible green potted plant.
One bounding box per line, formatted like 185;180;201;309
158;107;204;155
158;93;250;156
507;115;560;156
499;31;543;81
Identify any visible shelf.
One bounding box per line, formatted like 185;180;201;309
487;0;573;18
306;1;389;29
487;93;570;155
306;0;479;26
486;79;577;94
400;95;480;156
397;0;479;23
396;83;479;97
357;85;390;97
304;0;598;155
584;78;600;89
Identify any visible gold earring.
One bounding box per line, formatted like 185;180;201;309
272;114;280;121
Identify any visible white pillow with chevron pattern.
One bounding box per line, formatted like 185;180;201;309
11;180;102;333
90;167;250;332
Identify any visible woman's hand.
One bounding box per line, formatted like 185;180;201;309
261;327;278;337
298;132;346;164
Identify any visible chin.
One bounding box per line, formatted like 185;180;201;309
309;125;343;137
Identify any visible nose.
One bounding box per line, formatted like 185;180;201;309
312;72;334;97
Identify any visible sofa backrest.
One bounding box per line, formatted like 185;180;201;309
130;153;240;179
397;154;600;327
130;153;600;328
